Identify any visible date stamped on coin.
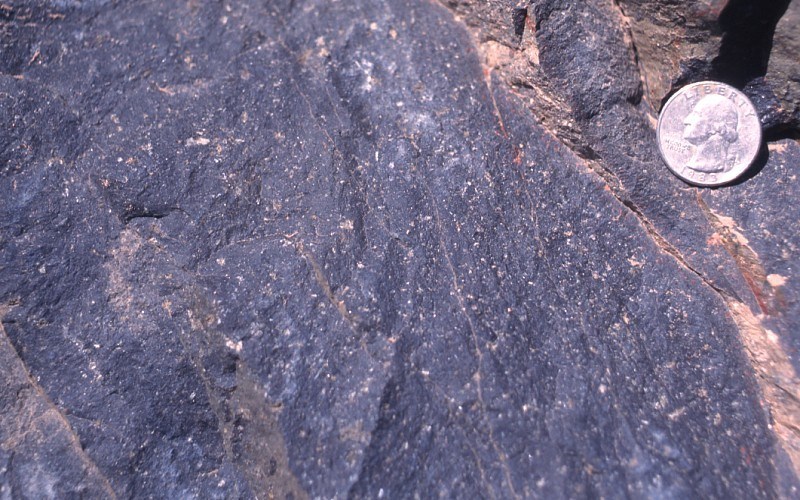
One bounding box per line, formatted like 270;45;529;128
657;81;761;187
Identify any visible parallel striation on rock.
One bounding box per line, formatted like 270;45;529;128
1;0;798;498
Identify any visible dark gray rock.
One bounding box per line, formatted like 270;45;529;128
0;320;116;499
765;0;800;134
1;0;798;498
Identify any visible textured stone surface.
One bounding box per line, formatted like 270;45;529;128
765;0;800;133
614;0;795;130
0;312;116;499
1;0;799;498
616;0;729;107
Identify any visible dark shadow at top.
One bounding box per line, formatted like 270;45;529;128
712;0;792;87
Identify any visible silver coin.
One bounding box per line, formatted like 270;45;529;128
656;81;762;187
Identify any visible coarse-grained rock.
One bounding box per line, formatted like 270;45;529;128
1;0;799;498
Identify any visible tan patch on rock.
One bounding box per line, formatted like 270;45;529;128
767;274;788;287
106;228;145;318
0;306;117;498
728;303;800;475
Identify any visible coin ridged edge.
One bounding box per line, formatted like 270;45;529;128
656;81;762;187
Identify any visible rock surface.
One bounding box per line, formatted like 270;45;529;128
1;0;798;498
765;0;800;133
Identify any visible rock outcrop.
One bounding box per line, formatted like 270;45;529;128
2;0;798;497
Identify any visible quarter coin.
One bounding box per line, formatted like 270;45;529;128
656;81;761;187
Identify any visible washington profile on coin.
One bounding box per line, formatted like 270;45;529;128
657;81;761;187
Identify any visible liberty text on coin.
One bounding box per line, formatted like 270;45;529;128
656;81;761;187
